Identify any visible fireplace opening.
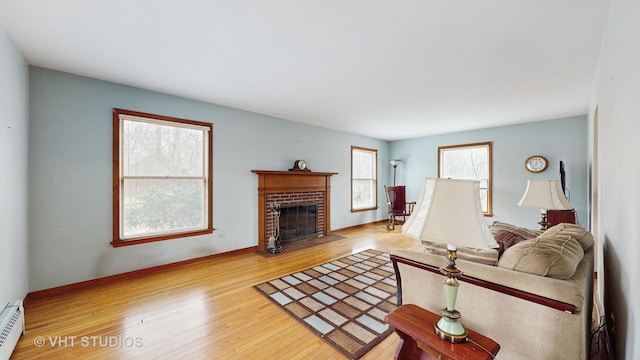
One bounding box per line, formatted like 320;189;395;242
279;202;318;242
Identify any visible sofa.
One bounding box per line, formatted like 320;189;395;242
391;222;594;360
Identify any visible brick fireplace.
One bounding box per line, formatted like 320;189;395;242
252;170;338;251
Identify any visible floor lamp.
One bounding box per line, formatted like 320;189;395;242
390;159;401;186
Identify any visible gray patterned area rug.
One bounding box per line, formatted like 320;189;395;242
253;249;397;359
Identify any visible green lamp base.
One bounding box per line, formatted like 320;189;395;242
434;314;469;343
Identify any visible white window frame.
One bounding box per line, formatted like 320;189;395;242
112;108;213;247
351;146;378;212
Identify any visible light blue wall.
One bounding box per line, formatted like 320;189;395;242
390;116;588;229
0;26;29;303
28;67;390;291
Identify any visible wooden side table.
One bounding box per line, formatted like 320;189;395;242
547;209;577;228
385;304;500;360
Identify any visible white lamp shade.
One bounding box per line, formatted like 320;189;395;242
403;178;498;249
518;179;573;210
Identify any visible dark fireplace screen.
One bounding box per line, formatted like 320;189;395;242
279;202;318;242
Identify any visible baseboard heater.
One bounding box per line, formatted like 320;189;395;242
0;301;24;360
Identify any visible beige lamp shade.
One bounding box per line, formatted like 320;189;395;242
402;178;498;249
518;179;573;210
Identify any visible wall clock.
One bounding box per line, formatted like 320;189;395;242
289;160;311;171
525;155;548;173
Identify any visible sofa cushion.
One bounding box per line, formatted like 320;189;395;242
422;241;499;266
541;223;594;250
497;234;584;279
489;221;540;255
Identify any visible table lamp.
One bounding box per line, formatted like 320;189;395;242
403;177;498;343
517;179;573;230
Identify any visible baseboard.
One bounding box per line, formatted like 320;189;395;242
26;246;257;302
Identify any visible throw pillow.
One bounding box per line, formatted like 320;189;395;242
422;241;499;266
497;234;584;279
489;221;540;255
492;229;527;255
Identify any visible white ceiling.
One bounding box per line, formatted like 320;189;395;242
0;1;609;140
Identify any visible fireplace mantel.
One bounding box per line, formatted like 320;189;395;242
252;170;338;251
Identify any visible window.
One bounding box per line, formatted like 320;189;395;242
438;141;492;216
113;108;213;247
351;146;378;211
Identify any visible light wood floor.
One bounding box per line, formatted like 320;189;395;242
13;223;419;359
